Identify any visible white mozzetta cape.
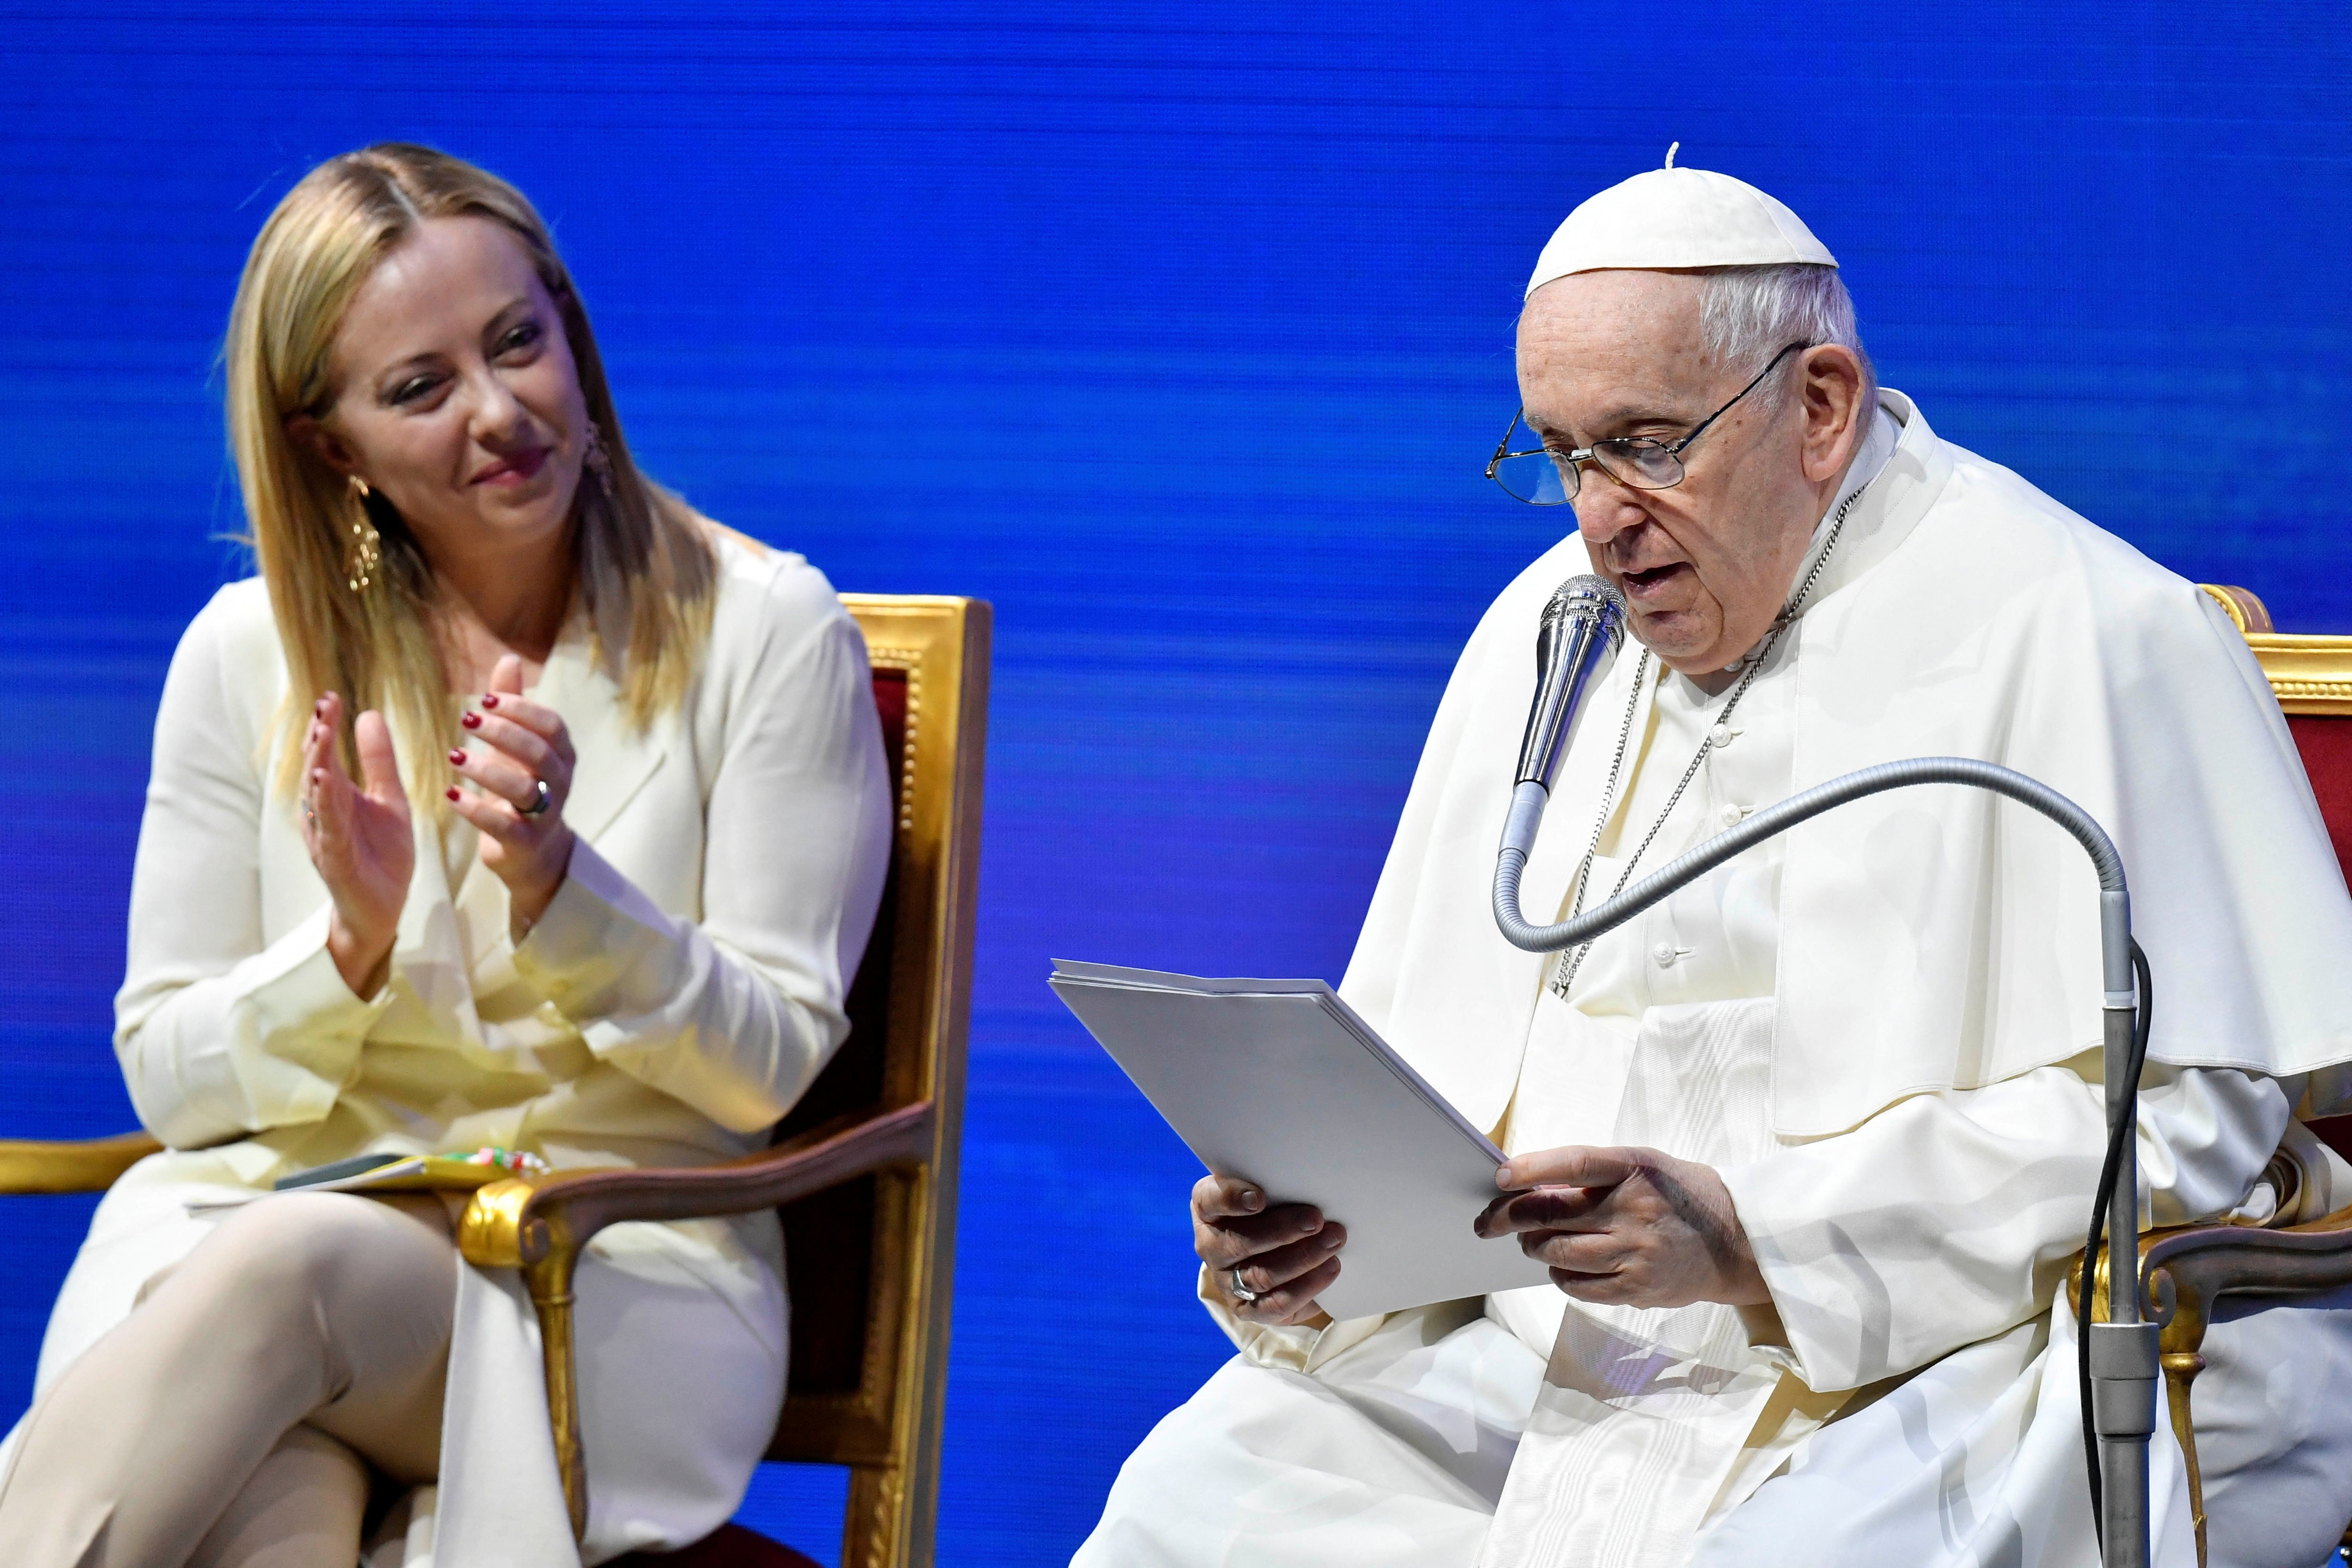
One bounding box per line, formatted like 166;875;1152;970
1342;391;2352;1141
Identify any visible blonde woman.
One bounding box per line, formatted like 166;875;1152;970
0;144;892;1566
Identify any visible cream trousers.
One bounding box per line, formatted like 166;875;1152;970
0;1190;460;1568
13;1168;788;1567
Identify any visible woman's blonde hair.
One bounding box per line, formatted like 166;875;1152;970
226;142;715;806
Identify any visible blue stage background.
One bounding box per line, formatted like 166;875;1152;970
2;4;2346;1560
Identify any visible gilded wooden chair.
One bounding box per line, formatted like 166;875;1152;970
2072;584;2352;1568
0;592;991;1568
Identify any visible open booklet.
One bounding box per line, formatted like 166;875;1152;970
186;1150;548;1212
272;1152;544;1194
1049;960;1552;1320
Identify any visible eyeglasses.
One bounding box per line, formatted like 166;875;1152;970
1484;341;1809;507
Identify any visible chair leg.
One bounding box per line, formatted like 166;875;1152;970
2161;1347;2208;1568
2150;1265;2213;1568
524;1245;590;1544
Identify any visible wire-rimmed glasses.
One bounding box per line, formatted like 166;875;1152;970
1484;341;1808;507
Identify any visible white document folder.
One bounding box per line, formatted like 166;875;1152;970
1049;959;1553;1320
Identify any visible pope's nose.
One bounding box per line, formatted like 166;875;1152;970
1577;496;1657;552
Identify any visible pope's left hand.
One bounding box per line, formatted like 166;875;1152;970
448;654;576;935
1474;1144;1772;1310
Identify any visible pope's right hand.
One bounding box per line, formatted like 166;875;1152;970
1192;1174;1346;1327
301;692;414;999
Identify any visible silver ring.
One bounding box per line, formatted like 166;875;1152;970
519;778;551;817
1229;1267;1263;1305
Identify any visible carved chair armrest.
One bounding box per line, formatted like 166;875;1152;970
2072;1202;2352;1328
2067;1204;2352;1568
0;1132;163;1195
454;1100;935;1541
457;1100;934;1269
2138;1201;2352;1336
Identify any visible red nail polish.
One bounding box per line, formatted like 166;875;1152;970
461;712;482;730
449;748;467;765
481;694;500;709
445;787;461;802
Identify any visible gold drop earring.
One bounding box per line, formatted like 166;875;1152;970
345;475;382;593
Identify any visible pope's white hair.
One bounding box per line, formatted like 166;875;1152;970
1697;263;1876;405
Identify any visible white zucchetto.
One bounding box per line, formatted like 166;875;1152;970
1526;147;1837;299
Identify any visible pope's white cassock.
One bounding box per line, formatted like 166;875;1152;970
1078;177;2352;1568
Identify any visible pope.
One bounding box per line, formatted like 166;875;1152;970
1074;157;2352;1568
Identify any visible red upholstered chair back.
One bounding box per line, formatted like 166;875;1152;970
2288;712;2352;879
2203;586;2352;1157
2201;584;2352;879
596;594;990;1568
766;596;989;1568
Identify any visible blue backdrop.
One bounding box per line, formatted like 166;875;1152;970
2;4;2346;1561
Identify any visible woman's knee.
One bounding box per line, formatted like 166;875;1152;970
177;1193;457;1333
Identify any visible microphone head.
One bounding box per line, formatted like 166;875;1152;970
1537;574;1629;655
1515;574;1629;790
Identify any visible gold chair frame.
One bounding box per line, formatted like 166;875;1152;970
0;593;991;1568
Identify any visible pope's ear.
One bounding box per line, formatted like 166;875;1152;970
283;412;358;481
1795;344;1867;484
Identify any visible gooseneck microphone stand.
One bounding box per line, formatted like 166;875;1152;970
1493;586;2157;1568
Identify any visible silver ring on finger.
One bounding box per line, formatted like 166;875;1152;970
1229;1267;1263;1305
518;777;551;817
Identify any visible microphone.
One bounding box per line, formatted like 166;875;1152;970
1499;574;1627;859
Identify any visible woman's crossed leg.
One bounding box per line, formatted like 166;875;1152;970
0;1190;459;1568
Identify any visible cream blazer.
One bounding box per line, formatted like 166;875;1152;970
113;528;893;1180
18;528;893;1564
